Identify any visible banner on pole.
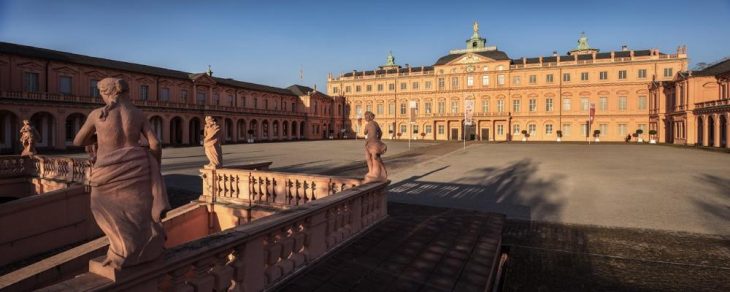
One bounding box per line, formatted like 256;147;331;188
589;103;595;124
409;101;417;124
464;99;475;126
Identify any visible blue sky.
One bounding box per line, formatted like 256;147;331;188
1;0;729;90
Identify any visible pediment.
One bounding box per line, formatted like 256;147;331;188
53;65;79;75
17;61;44;71
84;70;107;79
450;53;493;65
190;73;217;85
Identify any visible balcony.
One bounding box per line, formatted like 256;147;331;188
695;99;730;109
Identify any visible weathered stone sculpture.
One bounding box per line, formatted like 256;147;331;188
204;115;222;169
363;111;387;183
73;77;170;270
19;120;39;156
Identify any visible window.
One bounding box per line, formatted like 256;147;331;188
562;73;570;82
345;86;351;93
425;102;432;114
400;124;407;134
228;95;234;106
438;125;445;135
545;124;553;135
546;98;554;112
23;72;39;92
664;68;673;77
512;99;521;112
140;85;149;101
425;81;432;89
618;124;627;136
355;105;363;116
526;125;535;136
638;124;647;133
366;85;372;92
376;104;384;115
181;90;188;103
528;99;536;112
400;103;406;115
355;85;361;92
160;88;170;101
389;83;395;91
618;96;627;111
377;84;383;92
497;65;504;71
400;83;406;90
332;87;339;94
562;123;571;136
599;97;608;111
438;78;445;90
638;96;647;110
497;74;505;85
450;101;458;113
497;124;504;136
438;101;445;113
451;77;459;89
197;92;206;105
497;99;505;112
90;79;100;97
599;71;608;80
481;99;489;112
412;82;419;90
264;98;268;109
599;124;608;136
581;97;589;111
512;76;521;85
562;98;571;111
425;125;432;133
482;75;489;86
618;70;627;80
512;124;521;135
529;75;536;84
581;124;589;137
638;69;647;79
389;103;395;115
546;74;554;83
412;125;419;134
483;66;489;72
467;76;474;87
59;76;72;95
581;72;589;81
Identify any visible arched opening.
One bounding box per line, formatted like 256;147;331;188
708;115;715;147
0;110;19;153
30;112;55;148
282;121;289;139
272;121;279;139
225;118;233;142
262;120;269;140
237;119;246;140
697;116;704;146
65;113;86;146
291;121;297;138
149;116;163;141
720;115;727;148
170;117;183;145
189;117;202;145
249;119;258;139
300;122;305;139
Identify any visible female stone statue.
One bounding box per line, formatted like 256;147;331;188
19;119;39;156
203;116;222;169
363;111;387;183
73;77;170;270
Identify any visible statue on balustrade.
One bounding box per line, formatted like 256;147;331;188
73;77;170;270
19;120;39;156
203;115;222;169
363;111;388;183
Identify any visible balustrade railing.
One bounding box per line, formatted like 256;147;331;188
0;155;28;178
0;155;90;185
695;99;730;109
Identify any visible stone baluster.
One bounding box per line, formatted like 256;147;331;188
189;257;216;291
210;251;235;291
168;266;194;292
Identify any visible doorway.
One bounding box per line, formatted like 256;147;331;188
481;128;490;141
450;128;459;140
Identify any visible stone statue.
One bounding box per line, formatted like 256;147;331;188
73;77;170;270
203;115;222;169
19;119;39;156
386;51;395;66
473;21;479;33
363;111;387;183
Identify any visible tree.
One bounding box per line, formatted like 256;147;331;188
593;129;601;137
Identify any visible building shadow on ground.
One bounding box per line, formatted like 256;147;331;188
692;174;730;235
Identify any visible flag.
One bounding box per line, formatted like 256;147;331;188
464;99;475;126
409;101;417;124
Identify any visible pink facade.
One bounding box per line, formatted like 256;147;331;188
0;42;346;152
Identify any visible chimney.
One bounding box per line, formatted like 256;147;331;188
621;45;628;51
552;50;558;57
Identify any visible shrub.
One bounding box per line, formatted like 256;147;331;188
649;130;657;135
593;129;601;137
556;130;563;138
247;129;254;135
636;129;644;135
521;130;528;135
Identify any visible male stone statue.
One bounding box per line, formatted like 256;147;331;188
203;115;222;169
19;119;39;156
363;111;387;183
73;77;170;270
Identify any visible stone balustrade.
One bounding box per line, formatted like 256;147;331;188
41;180;389;292
0;155;29;178
0;155;90;185
200;168;362;207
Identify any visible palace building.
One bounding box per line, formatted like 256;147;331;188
0;42;346;153
328;23;701;143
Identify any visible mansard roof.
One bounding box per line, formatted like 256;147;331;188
341;66;435;78
0;42;296;96
692;58;730;77
433;50;511;65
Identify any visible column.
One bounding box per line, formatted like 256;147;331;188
162;117;171;145
231;119;238;143
55;115;66;150
182;118;190;145
715;113;722;147
726;113;730;149
702;115;709;146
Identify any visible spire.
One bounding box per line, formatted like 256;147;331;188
207;65;213;76
568;32;599;56
385;51;396;66
465;21;487;51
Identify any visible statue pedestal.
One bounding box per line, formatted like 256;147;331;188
89;256;162;282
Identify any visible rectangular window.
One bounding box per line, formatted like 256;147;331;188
377;104;384;115
400;124;407;134
450;101;458;113
400;83;406;90
482;75;489;86
581;97;589;111
529;99;536;112
388;103;395;115
528;75;536;84
599;71;608;80
412;82;419;90
512;99;521;112
229;95;234;106
497;125;504;136
23;72;40;92
438;101;445;113
481;99;489;112
377;84;383;92
512;76;521;85
562;98;571;111
467;76;474;87
638;96;647;110
356;85;361;92
497;100;505;113
332;87;339;94
400;103;406;115
438;125;445;135
355;105;362;116
160;88;170;101
638;124;647;133
546;98;554;112
618;70;627;80
581;124;589;137
425;125;432;133
425;81;432;89
562;73;570;82
581;72;589;81
618;96;627;111
528;124;536;136
89;79;100;97
546;74;554;83
664;68;673;77
181;90;188;103
497;74;505;85
618;124;627;136
512;124;521;135
412;125;419;134
425;102;432;114
599;124;608;136
197;92;206;105
59;76;72;95
562;123;571;136
545;124;553;135
598;97;607;111
451;77;459;89
638;69;647;79
389;83;395;91
345;86;351;92
366;85;372;92
140;85;149;101
438;78;445;90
